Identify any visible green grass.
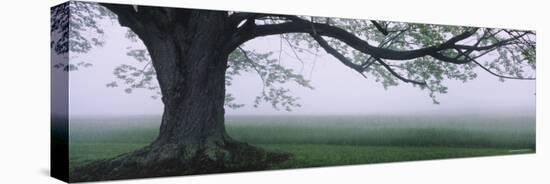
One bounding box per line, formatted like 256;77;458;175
70;143;146;168
68;114;535;170
259;144;529;169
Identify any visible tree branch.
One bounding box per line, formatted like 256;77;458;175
456;50;536;80
310;34;363;72
311;33;425;85
237;47;268;94
239;18;477;61
370;20;388;36
228;13;256;27
472;60;534;80
454;31;530;51
374;58;427;85
100;3;144;31
281;35;306;68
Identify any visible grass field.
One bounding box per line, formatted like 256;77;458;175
69;114;535;170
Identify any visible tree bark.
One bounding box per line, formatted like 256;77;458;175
70;7;288;182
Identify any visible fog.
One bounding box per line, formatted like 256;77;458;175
66;19;535;117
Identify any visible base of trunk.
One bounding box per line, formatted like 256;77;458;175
69;138;289;182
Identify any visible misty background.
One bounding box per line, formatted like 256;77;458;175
66;18;536;117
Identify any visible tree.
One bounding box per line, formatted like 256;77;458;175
51;1;535;181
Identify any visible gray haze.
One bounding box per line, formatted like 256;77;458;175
67;19;535;117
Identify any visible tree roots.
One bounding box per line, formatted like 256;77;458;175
69;140;289;182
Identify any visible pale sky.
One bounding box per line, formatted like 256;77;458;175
66;18;536;117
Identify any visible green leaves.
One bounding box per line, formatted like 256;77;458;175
55;3;535;108
228;47;313;111
285;17;533;104
51;1;114;72
108;60;160;99
67;1;113;54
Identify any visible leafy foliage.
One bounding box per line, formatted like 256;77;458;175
51;2;535;109
281;17;534;103
228;47;313;111
51;1;114;71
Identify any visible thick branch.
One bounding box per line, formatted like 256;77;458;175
240;19;477;61
429;52;471;64
311;33;426;85
228;13;264;28
100;3;145;34
310;34;362;72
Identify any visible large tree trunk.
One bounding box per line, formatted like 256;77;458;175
70;7;288;182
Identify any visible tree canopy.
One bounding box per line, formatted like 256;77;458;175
51;1;536;109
